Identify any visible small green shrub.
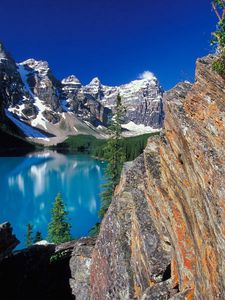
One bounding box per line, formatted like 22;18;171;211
50;250;67;263
211;1;225;76
212;57;225;76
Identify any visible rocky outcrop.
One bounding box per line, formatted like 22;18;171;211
69;237;96;300
89;55;225;299
0;242;72;300
0;237;96;300
0;222;19;260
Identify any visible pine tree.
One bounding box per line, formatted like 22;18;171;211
98;94;126;219
47;193;72;244
25;223;33;247
212;0;225;48
34;231;42;243
211;0;225;75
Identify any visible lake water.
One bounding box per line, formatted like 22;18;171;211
0;151;106;248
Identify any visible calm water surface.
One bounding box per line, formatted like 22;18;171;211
0;151;106;248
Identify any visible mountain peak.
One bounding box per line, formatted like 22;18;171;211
20;59;49;69
88;77;101;85
19;59;50;77
62;75;81;86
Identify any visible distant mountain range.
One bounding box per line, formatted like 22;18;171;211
0;42;163;145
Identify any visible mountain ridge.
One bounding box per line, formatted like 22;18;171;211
0;42;163;145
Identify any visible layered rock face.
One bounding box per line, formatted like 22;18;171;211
90;155;173;300
90;55;225;299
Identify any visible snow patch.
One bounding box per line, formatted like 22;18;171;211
17;64;34;96
31;97;48;129
18;63;49;130
8;103;26;118
5;109;49;140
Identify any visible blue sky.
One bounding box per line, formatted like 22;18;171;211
0;0;217;90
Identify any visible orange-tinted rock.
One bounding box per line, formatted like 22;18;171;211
90;55;225;299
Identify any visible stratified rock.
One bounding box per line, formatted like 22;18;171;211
69;237;96;300
0;222;19;260
89;55;225;299
149;54;225;299
90;155;171;300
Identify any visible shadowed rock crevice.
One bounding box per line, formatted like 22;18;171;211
162;264;171;281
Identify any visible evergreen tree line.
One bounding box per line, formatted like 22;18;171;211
55;132;158;162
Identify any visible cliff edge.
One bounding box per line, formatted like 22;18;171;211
90;55;225;299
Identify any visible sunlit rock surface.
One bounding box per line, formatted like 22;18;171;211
89;55;225;299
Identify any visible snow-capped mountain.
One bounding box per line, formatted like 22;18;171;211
0;42;163;144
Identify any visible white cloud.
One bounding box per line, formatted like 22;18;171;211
139;70;156;81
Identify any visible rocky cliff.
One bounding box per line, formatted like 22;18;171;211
89;55;225;299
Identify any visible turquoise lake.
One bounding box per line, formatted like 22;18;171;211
0;151;106;248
